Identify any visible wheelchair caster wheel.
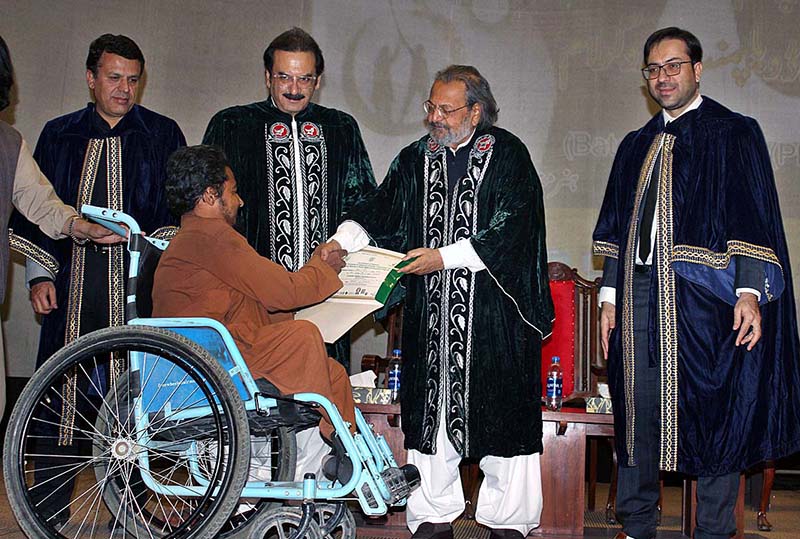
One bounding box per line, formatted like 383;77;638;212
247;506;323;539
312;503;356;539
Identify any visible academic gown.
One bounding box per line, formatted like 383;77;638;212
152;214;354;438
593;97;800;475
345;127;553;459
203;99;376;368
10;103;185;366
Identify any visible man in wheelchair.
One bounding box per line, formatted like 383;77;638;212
152;144;357;472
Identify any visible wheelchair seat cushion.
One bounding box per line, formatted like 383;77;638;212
252;378;322;433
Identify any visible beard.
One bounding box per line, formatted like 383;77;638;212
425;115;474;147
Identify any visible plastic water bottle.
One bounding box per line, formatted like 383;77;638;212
545;356;563;411
386;349;402;403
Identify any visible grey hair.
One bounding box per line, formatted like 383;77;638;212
433;65;498;130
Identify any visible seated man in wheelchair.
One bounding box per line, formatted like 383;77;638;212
152;144;356;474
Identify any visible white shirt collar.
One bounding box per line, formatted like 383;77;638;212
662;94;703;125
449;129;477;154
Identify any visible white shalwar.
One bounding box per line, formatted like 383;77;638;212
406;409;542;535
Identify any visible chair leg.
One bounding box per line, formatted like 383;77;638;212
460;461;481;520
588;438;598;511
656;477;663;526
606;439;618;525
758;461;775;532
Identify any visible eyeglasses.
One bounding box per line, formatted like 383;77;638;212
272;73;318;88
423;100;470;118
641;60;693;80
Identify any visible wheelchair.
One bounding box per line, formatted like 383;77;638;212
3;205;419;539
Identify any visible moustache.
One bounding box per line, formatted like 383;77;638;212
425;120;446;130
283;93;305;101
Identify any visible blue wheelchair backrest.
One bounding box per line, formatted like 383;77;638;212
133;322;255;415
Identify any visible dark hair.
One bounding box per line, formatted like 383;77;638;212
86;34;145;76
166;145;230;217
263;27;324;76
434;65;498;130
643;27;703;64
0;35;13;112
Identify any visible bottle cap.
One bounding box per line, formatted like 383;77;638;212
552;356;560;363
392;349;402;357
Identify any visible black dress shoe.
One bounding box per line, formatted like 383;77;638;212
411;522;454;539
489;528;525;539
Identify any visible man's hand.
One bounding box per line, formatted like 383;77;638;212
314;241;347;273
399;248;443;275
733;292;762;351
30;281;57;314
67;218;127;244
600;302;616;360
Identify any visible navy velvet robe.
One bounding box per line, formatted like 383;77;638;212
10;103;185;366
593;97;800;475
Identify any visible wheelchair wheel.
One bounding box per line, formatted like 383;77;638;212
245;506;323;539
3;325;250;539
215;425;297;538
312;503;356;539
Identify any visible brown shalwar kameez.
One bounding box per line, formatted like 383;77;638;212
152;213;354;438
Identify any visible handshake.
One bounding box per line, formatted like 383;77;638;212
313;240;348;273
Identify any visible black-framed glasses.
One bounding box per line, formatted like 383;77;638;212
641;60;693;80
272;73;318;88
423;100;470;117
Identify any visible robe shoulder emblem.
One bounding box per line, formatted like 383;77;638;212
425;137;442;156
270;122;290;140
474;134;495;154
301;122;322;140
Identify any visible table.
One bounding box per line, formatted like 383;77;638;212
532;408;615;535
354;404;744;537
354;404;616;536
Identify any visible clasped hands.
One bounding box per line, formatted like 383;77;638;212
315;243;443;276
314;241;348;273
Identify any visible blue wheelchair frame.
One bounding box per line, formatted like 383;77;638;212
82;205;410;517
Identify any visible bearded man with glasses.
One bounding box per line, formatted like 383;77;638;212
203;27;376;372
593;27;800;539
326;64;553;539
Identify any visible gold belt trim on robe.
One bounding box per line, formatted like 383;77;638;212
151;225;179;241
592;240;619;259
655;135;678;472
60;137;125;445
8;231;59;277
621;134;665;467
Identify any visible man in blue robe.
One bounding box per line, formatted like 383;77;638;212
10;33;185;525
593;27;800;539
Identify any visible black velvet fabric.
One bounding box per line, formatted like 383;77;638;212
203;99;376;368
9;103;185;365
593;97;800;475
346;126;553;458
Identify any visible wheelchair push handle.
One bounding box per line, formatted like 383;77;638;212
81;204;142;237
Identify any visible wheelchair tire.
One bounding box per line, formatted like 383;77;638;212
215;425;297;538
312;503;356;539
3;325;251;539
244;506;323;539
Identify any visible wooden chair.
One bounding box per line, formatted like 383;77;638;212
757;461;776;531
542;262;618;518
542;261;604;401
